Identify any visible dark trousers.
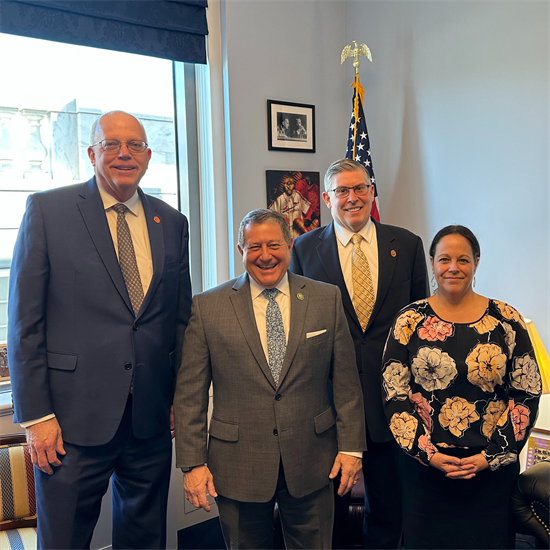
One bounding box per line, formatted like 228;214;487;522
216;463;334;549
35;396;172;549
362;439;403;549
333;439;403;549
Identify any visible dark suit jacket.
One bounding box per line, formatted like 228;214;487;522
174;272;366;502
290;220;429;442
8;177;192;446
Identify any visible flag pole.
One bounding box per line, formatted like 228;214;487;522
342;40;381;222
341;40;372;159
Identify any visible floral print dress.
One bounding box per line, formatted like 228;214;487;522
382;299;541;471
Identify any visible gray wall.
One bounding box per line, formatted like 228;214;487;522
222;0;350;274
344;0;548;346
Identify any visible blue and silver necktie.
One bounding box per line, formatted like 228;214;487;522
262;288;286;386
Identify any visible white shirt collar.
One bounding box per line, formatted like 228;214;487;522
96;181;141;217
333;217;374;247
249;272;290;301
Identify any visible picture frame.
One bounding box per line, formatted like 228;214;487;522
519;427;550;471
266;170;321;239
0;344;8;381
267;100;315;153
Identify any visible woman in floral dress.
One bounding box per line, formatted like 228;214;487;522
382;225;541;549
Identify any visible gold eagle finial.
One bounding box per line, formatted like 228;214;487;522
341;40;372;73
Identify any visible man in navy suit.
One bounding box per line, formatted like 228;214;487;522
8;111;192;549
290;159;429;549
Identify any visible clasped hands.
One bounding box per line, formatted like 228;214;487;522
429;452;489;479
184;453;362;511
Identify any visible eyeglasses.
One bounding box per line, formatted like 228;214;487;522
328;184;371;199
91;139;148;154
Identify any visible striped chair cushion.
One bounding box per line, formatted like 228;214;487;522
0;443;36;523
0;527;37;550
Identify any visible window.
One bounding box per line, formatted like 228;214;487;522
0;33;186;343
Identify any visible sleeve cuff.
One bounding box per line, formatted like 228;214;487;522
20;414;56;428
340;451;363;459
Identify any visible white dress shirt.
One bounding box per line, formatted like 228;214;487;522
333;217;379;303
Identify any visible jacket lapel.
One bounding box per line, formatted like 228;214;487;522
137;189;165;319
368;220;397;329
77;178;133;314
317;223;361;330
277;273;307;388
229;274;276;390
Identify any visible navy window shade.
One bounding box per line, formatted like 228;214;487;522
0;0;208;64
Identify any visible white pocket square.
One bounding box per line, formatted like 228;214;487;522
306;329;327;339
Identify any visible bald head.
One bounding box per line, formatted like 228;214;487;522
90;111;147;146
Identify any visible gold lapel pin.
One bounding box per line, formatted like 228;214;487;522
154;216;160;224
297;293;304;300
391;249;396;257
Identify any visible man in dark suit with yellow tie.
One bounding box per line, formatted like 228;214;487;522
290;159;429;548
8;111;192;549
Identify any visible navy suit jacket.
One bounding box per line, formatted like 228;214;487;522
8;177;192;446
290;220;429;442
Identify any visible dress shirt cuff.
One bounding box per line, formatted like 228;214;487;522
20;414;56;428
340;451;363;459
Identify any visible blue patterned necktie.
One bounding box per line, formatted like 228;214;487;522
112;203;144;316
263;288;286;386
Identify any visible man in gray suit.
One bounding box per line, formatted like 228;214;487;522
174;209;366;549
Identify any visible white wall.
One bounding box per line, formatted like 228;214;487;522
343;0;548;343
222;0;350;276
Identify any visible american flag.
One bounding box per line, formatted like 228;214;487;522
345;83;380;222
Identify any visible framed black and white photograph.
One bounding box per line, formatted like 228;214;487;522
267;100;315;153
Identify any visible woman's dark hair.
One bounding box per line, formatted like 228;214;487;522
429;225;481;261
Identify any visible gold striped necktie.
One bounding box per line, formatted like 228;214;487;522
351;233;375;331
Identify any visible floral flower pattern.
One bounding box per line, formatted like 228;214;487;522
439;396;480;437
510;353;542;395
383;299;540;471
389;412;418;450
502;322;516;359
411;347;457;392
466;343;507;392
485;451;517;471
418;434;438;460
481;400;508;439
494;300;527;329
509;401;530;441
468;315;499;334
418;316;453;342
393;310;425;345
409;391;433;432
382;361;411;401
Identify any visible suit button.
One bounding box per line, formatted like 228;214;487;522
359;369;363;376
133;324;139;331
124;363;132;370
361;339;366;345
273;429;278;436
275;394;282;401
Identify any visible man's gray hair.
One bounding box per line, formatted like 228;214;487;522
89;111;147;145
238;209;291;248
323;159;370;191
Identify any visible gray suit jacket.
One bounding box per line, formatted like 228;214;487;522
174;272;366;502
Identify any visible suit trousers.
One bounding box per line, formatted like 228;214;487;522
35;395;172;550
362;439;403;549
216;462;334;549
